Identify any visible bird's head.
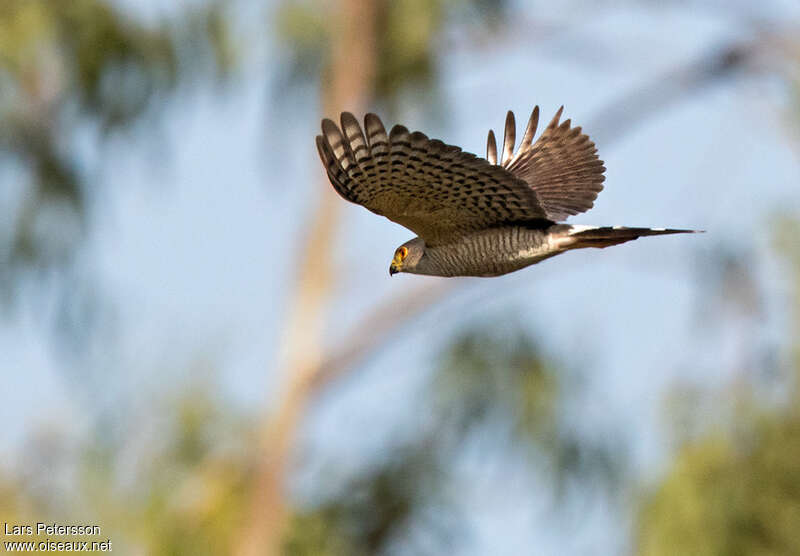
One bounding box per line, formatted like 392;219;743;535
389;238;426;276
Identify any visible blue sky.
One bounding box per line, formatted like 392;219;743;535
2;1;800;553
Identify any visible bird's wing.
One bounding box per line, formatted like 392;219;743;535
317;113;548;246
486;107;605;221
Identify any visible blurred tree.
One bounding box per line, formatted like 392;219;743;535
635;22;800;554
0;325;622;556
776;217;800;377
636;216;800;556
282;325;626;554
637;410;800;556
434;327;624;493
0;0;232;289
275;0;507;114
257;2;800;554
240;1;508;554
1;386;254;555
2;2;798;555
284;443;443;556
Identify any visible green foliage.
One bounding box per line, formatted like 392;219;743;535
2;388;253;555
105;393;252;555
437;326;625;492
284;510;357;556
774;216;800;378
285;445;440;556
638;410;800;556
275;0;507;111
435;327;558;442
0;0;233;275
637;216;800;556
283;325;626;553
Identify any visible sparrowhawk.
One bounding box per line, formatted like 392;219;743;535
316;106;700;277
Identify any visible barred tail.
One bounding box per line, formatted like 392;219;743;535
559;225;702;249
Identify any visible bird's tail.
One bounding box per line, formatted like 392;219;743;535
556;225;702;250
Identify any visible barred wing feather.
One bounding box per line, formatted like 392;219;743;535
487;106;606;222
317;112;548;245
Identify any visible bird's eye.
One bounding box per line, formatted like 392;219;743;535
397;247;408;260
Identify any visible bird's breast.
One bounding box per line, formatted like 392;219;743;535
426;226;560;277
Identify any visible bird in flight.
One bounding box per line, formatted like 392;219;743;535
316;106;700;277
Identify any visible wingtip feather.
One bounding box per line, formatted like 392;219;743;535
321;117;339;135
545;106;564;132
502;110;516;165
520;106;539;150
486;129;497;164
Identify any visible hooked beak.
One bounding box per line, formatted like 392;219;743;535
389;262;399;276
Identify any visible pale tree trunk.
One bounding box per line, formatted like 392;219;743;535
233;1;376;555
